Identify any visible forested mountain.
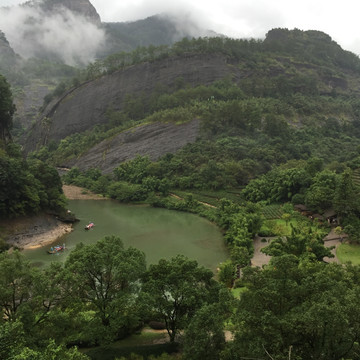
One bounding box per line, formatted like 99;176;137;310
102;14;219;56
4;3;360;358
25;28;360;175
0;0;217;136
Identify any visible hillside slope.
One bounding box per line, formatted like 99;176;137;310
24;29;360;175
24;53;231;150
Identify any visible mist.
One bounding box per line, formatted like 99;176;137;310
0;3;106;65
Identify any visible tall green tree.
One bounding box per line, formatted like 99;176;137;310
225;256;360;360
333;169;359;218
0;74;15;143
65;236;146;337
0;251;34;322
182;304;226;360
261;224;332;261
143;255;220;343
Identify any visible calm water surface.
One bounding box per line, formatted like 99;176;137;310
23;200;228;271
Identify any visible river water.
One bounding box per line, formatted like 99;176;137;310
23;200;228;271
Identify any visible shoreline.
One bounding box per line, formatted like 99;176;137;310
8;222;73;250
5;185;104;250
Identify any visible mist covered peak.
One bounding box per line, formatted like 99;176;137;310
0;0;105;65
35;0;101;25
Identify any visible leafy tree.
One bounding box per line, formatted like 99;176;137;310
261;224;332;261
0;74;15;143
182;304;226;360
65;236;146;339
333;169;359;218
0;251;34;322
218;260;236;288
0;321;25;359
11;339;89;360
143;255;220;343
225;256;360;360
305;170;338;212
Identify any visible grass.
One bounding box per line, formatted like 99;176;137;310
262;204;283;219
337;243;360;265
81;328;172;360
259;218;299;237
109;330;168;349
171;188;244;207
231;287;247;299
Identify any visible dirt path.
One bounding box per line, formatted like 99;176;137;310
251;236;273;267
62;185;106;200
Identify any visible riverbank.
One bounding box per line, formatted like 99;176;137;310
4;185;103;250
3;214;73;250
63;185;106;200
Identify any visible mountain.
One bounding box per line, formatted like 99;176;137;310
25;0;101;24
0;31;22;81
102;14;220;56
23;29;360;175
0;0;223;135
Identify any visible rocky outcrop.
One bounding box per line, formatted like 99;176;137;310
39;0;101;24
0;30;19;71
24;53;236;152
63;119;201;174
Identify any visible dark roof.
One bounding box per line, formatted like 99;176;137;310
323;209;336;218
294;204;307;211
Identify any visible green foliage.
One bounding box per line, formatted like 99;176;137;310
86;342;179;360
217;260;235;288
262;204;284;219
0;74;15;142
142;255;221;343
305;170;338;212
243;165;312;203
261;224;332;261
226;257;360;360
182;304;226;360
65;236;146;341
0;145;66;217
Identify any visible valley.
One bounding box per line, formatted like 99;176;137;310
2;1;360;359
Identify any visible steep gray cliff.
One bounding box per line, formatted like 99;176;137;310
39;0;101;24
24;53;236;152
63;119;201;174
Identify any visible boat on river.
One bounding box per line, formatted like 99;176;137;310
85;222;94;230
47;244;65;254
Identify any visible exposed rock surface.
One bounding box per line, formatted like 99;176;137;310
14;83;52;130
2;214;72;250
39;0;101;24
63;119;201;173
24;53;234;152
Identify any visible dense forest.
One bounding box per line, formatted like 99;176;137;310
3;27;360;359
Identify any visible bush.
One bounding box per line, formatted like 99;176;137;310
85;343;179;360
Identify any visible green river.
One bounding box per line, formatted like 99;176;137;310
23;200;228;271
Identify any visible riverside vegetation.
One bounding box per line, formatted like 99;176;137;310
3;28;360;359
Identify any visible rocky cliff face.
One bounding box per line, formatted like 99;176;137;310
39;0;101;24
64;119;201;174
0;30;18;68
24;53;236;152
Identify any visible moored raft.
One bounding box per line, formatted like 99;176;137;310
85;222;94;230
47;244;65;254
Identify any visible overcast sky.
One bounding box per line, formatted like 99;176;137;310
1;0;360;55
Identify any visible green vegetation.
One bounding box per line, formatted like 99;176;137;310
4;27;360;359
0;77;67;220
0;242;227;359
337;243;360;265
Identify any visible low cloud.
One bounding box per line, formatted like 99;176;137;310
0;3;106;65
